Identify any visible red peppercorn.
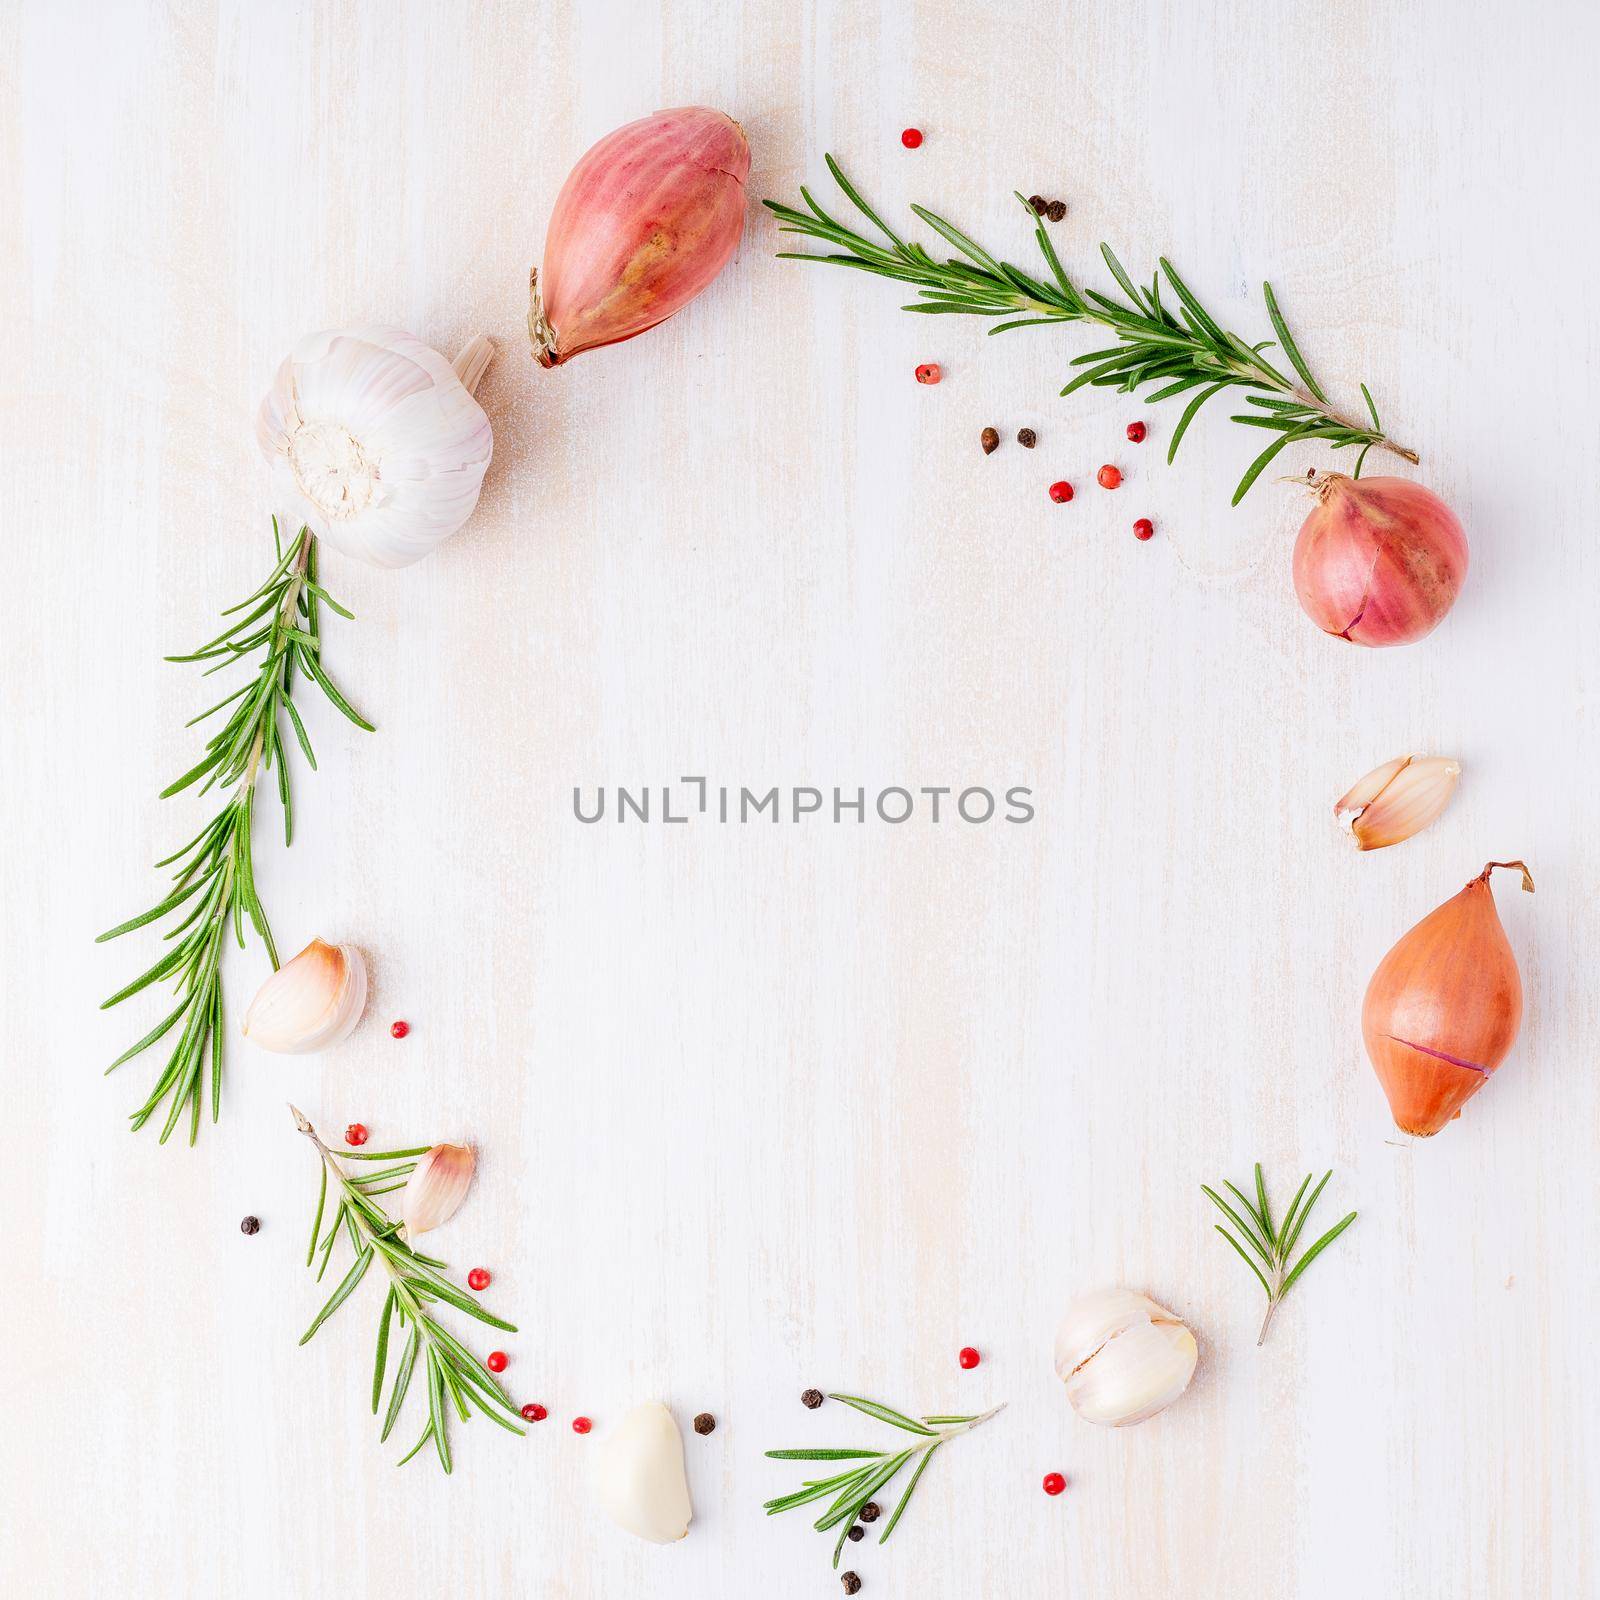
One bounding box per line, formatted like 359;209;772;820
1043;1471;1067;1496
901;127;924;149
914;362;941;385
1097;464;1122;490
344;1123;368;1147
487;1351;508;1373
467;1267;491;1291
521;1402;547;1422
1133;518;1155;541
958;1346;981;1370
1048;480;1073;503
390;1019;410;1039
573;1416;593;1435
1126;421;1147;443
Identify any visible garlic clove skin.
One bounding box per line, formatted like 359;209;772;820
240;938;367;1054
591;1402;693;1543
1054;1288;1198;1427
1336;755;1461;850
399;1143;476;1237
256;326;494;571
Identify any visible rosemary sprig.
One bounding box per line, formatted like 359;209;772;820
291;1107;525;1472
96;523;371;1143
1203;1163;1357;1345
765;157;1417;501
764;1393;1005;1569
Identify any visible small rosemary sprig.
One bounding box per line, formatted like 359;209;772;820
764;1393;1005;1569
291;1108;525;1473
97;523;371;1143
1203;1163;1357;1345
765;157;1417;502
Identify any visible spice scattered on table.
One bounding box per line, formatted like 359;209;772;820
1017;427;1036;448
1097;464;1122;490
390;1019;410;1039
1042;1471;1067;1495
1134;518;1154;541
846;1525;864;1541
1048;480;1073;503
693;1412;717;1435
487;1350;509;1373
240;1215;261;1235
857;1500;881;1524
801;1388;824;1409
521;1403;548;1422
1028;195;1067;221
958;1346;980;1369
842;1574;862;1595
980;426;999;455
914;362;941;385
1126;420;1147;443
900;127;923;149
344;1122;369;1147
573;1416;593;1434
468;1266;491;1291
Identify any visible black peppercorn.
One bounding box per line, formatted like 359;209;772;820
980;426;999;455
847;1524;864;1542
858;1501;880;1523
693;1412;716;1435
1017;428;1037;449
841;1574;862;1595
240;1215;260;1235
801;1388;824;1409
1029;194;1047;215
1046;199;1067;223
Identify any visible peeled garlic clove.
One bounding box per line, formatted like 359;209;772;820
1054;1287;1197;1427
240;938;367;1054
591;1402;693;1543
1336;755;1461;850
399;1143;476;1237
256;325;494;570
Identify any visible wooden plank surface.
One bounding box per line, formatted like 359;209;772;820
3;0;1596;1595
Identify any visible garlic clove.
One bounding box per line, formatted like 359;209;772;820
1336;755;1461;850
591;1402;693;1543
399;1143;476;1237
256;325;494;571
1053;1287;1198;1427
240;938;367;1054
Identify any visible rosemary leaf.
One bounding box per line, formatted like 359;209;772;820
765;162;1417;495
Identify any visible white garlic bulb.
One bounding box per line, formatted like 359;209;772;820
1054;1287;1198;1427
256;326;494;570
591;1402;693;1543
240;938;367;1054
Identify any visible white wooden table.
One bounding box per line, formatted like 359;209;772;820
5;1;1597;1594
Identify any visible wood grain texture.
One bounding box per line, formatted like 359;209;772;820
3;0;1597;1595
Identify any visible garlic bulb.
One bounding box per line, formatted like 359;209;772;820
1053;1288;1197;1427
240;938;366;1054
591;1402;693;1543
1336;755;1461;850
256;326;494;570
399;1143;476;1236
